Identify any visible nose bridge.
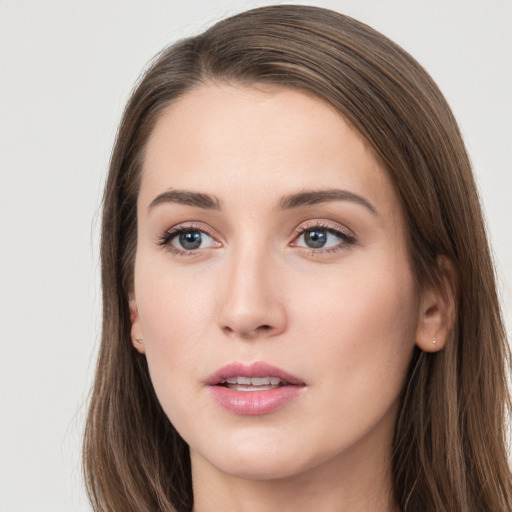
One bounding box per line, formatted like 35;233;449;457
217;237;286;338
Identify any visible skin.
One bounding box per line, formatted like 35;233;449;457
130;84;449;512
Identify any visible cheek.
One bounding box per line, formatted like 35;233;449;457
133;255;215;399
297;241;417;336
291;252;418;407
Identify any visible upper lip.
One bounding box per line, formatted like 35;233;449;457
206;361;305;386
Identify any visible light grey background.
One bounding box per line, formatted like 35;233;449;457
0;1;510;510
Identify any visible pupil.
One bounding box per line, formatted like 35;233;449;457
179;231;202;250
305;230;327;248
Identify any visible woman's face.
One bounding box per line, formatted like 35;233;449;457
131;84;423;482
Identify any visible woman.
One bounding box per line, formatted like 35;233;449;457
83;5;512;511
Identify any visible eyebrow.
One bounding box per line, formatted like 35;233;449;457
148;188;376;215
279;189;377;215
148;189;221;211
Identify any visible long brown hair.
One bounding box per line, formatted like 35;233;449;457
83;5;512;511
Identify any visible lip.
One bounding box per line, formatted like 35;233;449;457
206;361;306;416
206;361;305;386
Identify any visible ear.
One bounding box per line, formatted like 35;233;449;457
129;295;146;354
415;256;457;353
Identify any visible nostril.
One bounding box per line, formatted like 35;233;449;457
222;323;274;337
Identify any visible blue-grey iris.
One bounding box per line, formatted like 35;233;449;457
304;230;327;248
179;231;202;250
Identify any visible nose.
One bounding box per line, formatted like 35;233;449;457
217;246;287;340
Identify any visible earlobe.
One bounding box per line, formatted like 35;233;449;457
129;296;146;354
415;256;457;353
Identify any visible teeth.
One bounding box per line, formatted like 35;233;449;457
251;377;270;386
221;376;286;387
236;385;275;392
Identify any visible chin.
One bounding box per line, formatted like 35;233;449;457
209;450;310;481
190;428;326;482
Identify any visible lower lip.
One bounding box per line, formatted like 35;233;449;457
208;385;304;415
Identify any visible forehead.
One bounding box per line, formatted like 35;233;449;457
139;84;398;216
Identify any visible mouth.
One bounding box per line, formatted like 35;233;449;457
207;361;305;388
218;376;290;392
206;362;305;415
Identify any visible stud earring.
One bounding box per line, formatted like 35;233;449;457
135;338;143;345
433;337;437;344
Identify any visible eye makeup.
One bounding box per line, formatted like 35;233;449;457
157;222;222;257
156;218;356;258
291;220;356;255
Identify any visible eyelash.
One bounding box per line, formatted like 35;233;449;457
157;223;216;257
157;221;356;257
293;221;356;255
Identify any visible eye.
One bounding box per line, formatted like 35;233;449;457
300;229;333;249
158;225;221;255
293;223;356;252
297;228;340;249
173;230;213;250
